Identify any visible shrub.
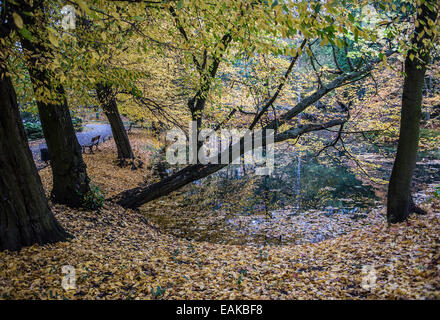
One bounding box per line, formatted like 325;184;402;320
20;111;39;122
22;113;84;139
72;116;84;132
23;122;44;140
82;181;105;210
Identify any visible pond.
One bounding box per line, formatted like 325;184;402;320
141;148;440;246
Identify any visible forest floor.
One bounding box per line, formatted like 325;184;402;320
1;129;439;300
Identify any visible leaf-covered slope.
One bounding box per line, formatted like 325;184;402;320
0;199;439;299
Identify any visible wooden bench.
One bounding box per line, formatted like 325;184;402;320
82;135;101;154
125;123;133;134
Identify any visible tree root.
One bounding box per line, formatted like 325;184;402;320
409;196;428;215
117;157;144;170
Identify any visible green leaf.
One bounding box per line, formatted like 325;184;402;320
19;27;33;41
348;13;355;23
314;3;322;14
47;27;59;47
77;0;91;15
12;12;23;29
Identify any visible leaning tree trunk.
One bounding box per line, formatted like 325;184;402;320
18;17;90;207
0;67;70;251
115;163;226;208
387;1;438;223
96;83;134;160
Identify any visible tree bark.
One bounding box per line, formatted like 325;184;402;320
115;163;226;208
387;1;438;223
0;67;70;251
96;83;134;160
35;85;90;207
18;10;90;207
23;58;90;207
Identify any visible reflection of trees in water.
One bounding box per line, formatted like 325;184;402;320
252;155;378;212
181;152;378;216
293;156;377;209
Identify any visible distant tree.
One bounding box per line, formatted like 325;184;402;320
71;14;135;163
96;83;134;161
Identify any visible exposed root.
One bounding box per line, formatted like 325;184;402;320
117;156;144;170
410;196;428;215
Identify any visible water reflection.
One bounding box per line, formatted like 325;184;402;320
141;152;440;245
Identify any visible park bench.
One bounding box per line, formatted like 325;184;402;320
82;135;101;154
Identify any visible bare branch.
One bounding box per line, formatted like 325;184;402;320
249;38;307;129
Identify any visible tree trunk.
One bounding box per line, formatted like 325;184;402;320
96;83;134;160
19;15;90;207
115;163;227;208
0;67;70;251
387;1;438;223
35;85;90;207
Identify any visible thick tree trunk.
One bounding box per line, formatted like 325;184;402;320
35;85;90;207
387;1;438;223
0;67;70;251
96;83;134;160
19;15;90;207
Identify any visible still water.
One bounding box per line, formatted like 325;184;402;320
141;151;440;245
